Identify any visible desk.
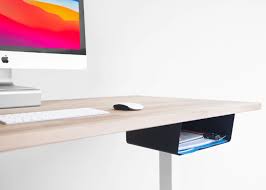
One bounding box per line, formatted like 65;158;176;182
0;96;261;190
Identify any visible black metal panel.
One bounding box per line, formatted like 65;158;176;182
127;123;182;154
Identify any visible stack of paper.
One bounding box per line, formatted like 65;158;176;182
178;131;227;155
179;131;203;144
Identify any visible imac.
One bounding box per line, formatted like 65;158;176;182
0;0;87;108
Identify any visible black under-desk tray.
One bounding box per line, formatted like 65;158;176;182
126;114;235;155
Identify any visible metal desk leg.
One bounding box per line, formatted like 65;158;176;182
159;152;172;190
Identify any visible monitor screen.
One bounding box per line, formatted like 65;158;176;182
0;0;86;55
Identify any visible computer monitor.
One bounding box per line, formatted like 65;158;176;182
0;0;87;108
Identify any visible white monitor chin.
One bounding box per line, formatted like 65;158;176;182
0;51;87;70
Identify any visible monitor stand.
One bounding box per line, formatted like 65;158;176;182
0;69;41;109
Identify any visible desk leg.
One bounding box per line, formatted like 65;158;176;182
159;152;172;190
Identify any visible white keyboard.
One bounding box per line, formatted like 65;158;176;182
0;108;109;125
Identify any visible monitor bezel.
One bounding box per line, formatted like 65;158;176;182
0;0;86;55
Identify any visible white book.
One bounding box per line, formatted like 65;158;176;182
179;138;216;151
179;131;203;144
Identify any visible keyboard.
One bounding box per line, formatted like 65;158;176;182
0;108;109;125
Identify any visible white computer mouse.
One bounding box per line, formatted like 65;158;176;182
113;103;144;111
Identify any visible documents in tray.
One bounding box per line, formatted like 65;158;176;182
178;131;227;155
179;131;204;144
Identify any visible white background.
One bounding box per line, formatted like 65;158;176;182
0;0;265;189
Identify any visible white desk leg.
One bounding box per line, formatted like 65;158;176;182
159;152;172;190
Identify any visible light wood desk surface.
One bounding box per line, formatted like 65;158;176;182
0;96;261;152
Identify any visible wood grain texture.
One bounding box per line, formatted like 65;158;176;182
0;96;261;152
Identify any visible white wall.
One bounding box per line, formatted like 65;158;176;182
0;0;265;189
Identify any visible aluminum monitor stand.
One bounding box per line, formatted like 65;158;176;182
0;69;41;109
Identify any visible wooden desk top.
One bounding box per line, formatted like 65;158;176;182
0;96;261;152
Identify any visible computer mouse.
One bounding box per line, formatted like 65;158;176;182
113;103;144;111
